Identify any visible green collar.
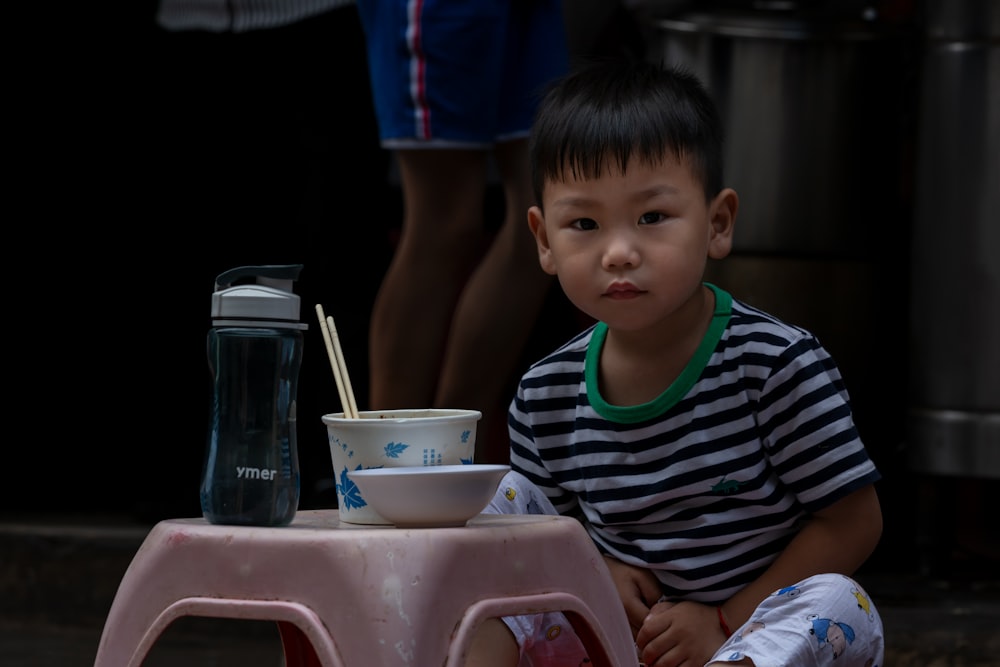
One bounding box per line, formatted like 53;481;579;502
585;283;732;423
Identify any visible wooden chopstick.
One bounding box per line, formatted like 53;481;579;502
315;304;359;418
326;315;359;419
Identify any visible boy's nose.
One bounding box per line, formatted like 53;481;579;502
602;232;641;269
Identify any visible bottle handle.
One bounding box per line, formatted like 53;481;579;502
214;264;304;292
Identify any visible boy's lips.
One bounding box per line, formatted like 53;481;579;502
604;282;643;299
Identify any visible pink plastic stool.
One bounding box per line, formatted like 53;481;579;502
93;509;637;666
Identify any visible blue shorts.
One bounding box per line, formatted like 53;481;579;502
355;0;569;148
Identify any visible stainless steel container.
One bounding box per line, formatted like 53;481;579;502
646;9;915;258
907;0;1000;479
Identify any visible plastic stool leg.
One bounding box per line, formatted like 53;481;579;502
277;621;323;667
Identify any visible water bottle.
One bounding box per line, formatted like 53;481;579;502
201;264;307;526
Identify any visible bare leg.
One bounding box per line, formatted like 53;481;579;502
368;149;490;410
466;617;520;667
434;138;555;463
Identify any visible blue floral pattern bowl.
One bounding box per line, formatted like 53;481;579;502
322;409;482;524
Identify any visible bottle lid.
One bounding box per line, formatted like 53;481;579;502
210;264;308;329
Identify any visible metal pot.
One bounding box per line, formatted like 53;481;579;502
645;9;916;258
907;0;999;479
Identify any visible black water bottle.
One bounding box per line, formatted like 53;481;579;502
201;264;307;526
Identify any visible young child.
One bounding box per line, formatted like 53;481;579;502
470;58;885;667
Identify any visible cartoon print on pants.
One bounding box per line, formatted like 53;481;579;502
774;583;802;598
740;620;766;639
852;585;876;621
809;614;856;658
501;483;548;514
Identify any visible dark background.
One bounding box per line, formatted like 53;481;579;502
15;3;581;521
9;1;996;585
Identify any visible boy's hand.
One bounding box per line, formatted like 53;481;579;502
635;600;727;667
602;556;662;638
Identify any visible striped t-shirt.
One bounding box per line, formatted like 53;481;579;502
508;283;881;604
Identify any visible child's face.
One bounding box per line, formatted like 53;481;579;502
528;154;735;332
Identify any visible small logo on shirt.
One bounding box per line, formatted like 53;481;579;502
711;475;745;494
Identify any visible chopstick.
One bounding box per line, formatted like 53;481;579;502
315;304;360;418
326;315;360;419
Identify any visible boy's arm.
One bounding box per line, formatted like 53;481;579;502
721;483;883;630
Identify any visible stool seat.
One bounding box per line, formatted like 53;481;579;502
94;509;637;666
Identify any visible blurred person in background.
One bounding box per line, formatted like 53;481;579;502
355;0;571;462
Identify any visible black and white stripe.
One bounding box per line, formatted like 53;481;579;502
509;285;881;603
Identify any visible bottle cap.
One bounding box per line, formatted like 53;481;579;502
210;264;308;329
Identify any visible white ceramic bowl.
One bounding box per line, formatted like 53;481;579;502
345;464;510;528
322;409;482;525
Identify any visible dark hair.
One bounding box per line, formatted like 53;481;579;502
529;58;724;206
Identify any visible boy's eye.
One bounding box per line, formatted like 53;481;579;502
639;211;667;225
571;218;598;231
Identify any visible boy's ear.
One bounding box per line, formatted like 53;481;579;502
707;188;738;260
528;206;558;275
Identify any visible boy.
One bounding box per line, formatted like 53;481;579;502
470;59;885;667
